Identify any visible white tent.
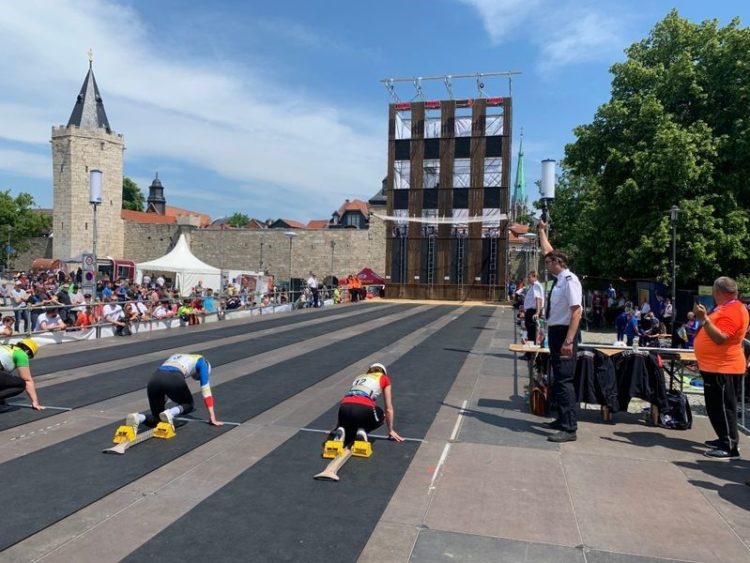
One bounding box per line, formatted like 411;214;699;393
136;233;221;296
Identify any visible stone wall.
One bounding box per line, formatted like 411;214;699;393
120;210;387;282
123;222;181;262
16;209;388;281
13;237;53;271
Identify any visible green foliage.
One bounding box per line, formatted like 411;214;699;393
227;212;250;228
0;190;51;268
560;10;750;287
122;177;145;211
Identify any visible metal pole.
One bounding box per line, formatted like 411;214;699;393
259;240;264;272
92;203;98;264
6;225;11;272
330;240;335;285
671;206;678;334
288;236;293;300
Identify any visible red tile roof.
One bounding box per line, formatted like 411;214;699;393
121;206;211;227
279;219;306;229
121;209;176;224
336;199;369;216
307;220;329;229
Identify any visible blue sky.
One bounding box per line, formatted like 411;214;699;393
1;1;749;223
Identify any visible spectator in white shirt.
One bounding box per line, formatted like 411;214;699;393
153;301;174;319
35;307;66;332
102;297;126;330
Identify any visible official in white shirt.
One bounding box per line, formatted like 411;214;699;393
539;220;582;443
523;271;544;345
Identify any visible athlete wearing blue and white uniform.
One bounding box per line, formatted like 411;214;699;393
331;362;403;445
127;353;223;429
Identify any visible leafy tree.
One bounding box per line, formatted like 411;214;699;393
558;11;750;287
122;177;145;211
227;212;250;228
0;190;51;268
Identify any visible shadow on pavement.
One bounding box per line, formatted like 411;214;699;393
674;458;750;512
602;430;707;455
443;401;552;439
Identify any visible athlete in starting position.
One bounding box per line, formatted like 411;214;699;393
331;362;404;445
0;338;43;412
126;353;223;429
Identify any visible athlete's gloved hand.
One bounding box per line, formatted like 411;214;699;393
388;429;404;442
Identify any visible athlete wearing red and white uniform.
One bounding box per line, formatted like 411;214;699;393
333;362;403;444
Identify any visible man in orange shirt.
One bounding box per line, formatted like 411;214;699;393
694;276;749;459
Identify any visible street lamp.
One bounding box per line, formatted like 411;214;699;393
259;239;264;273
670;205;679;337
330;240;335;286
5;225;11;273
284;231;298;300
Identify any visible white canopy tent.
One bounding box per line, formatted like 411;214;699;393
136;234;221;296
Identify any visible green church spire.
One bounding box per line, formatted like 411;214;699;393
513;129;526;206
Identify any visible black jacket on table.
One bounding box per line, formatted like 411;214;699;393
574;350;619;413
612;350;667;412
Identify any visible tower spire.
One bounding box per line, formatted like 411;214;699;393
512;129;526;221
67;55;111;132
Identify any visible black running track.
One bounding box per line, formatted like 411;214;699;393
30;303;393;376
0;304;406;432
126;306;489;563
0;305;457;551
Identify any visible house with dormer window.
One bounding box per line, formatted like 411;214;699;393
329;199;369;229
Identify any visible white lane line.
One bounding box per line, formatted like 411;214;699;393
429;399;467;492
174;416;241;426
299;426;425;443
429;443;451;492
9;403;73;411
450;399;468;441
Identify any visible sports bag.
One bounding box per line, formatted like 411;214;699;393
659;389;692;430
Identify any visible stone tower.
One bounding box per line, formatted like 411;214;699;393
146;173;166;215
51;60;125;259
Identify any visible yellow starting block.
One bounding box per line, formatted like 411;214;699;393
351;440;372;458
113;425;137;444
154;422;176;439
323;440;345;459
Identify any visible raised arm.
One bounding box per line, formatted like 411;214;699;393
538;219;553;255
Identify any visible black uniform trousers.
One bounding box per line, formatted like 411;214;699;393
145;369;195;426
524;308;538;344
0;371;26;401
701;371;740;453
548;325;579;433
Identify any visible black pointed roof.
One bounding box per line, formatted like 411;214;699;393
67;63;112;132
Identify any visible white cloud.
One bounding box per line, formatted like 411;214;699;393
0;149;51;180
459;0;627;71
0;1;385;219
537;11;623;72
458;0;543;42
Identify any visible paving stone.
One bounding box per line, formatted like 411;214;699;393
410;529;585;563
564;452;750;562
424;443;581;547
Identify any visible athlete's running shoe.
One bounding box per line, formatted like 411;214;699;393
159;409;175;429
356;428;368;442
333;427;345;442
126;412;141;429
